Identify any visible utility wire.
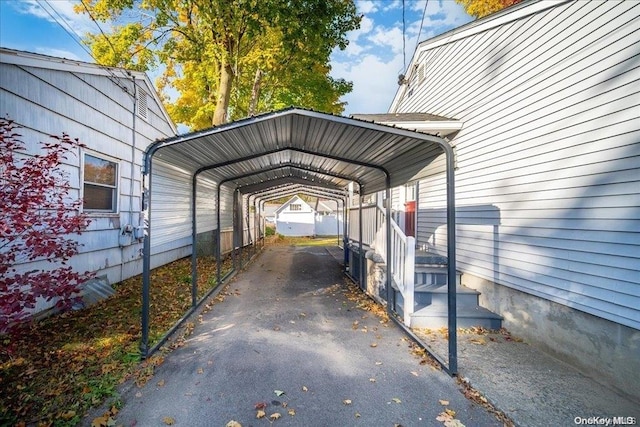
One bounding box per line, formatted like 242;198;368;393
417;0;429;45
38;0;134;96
402;0;406;73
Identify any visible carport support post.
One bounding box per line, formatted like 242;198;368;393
216;185;222;285
141;163;151;358
445;146;458;374
191;174;198;307
343;201;348;267
358;190;364;288
385;177;393;315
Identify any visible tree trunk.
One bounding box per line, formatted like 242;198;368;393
248;68;263;116
213;61;234;126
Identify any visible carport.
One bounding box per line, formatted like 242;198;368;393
141;108;458;371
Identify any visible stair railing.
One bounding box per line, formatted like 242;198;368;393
349;203;415;326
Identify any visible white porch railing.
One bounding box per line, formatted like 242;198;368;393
348;204;415;326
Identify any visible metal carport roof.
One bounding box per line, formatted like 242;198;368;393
141;107;458;372
144;107;451;194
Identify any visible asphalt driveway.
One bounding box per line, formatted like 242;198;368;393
106;245;503;426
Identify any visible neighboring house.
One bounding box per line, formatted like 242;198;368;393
0;48;177;312
263;203;279;225
356;0;639;398
314;199;344;237
275;196;315;236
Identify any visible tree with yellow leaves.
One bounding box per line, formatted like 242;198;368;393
455;0;521;18
76;0;360;129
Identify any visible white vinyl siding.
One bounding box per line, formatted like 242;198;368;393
0;50;177;290
395;1;640;329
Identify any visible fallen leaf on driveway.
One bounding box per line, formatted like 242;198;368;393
410;371;419;376
162;416;175;425
254;401;267;410
256;410;266;419
226;421;242;427
270;412;281;420
157;379;165;387
391;397;402;403
288;408;296;416
302;385;308;392
343;399;352;405
370;342;378;348
274;390;285;396
439;399;449;406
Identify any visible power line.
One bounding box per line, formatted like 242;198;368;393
37;0;134;96
417;0;430;45
402;0;406;73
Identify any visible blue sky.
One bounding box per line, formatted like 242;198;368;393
0;0;472;116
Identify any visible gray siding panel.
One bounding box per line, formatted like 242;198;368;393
0;55;176;293
405;1;640;329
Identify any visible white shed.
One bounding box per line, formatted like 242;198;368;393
275;196;316;236
368;0;640;398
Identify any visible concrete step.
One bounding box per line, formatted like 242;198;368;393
410;304;503;329
400;284;481;310
414;267;461;287
426;284;480;307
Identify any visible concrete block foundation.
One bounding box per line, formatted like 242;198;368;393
464;274;640;401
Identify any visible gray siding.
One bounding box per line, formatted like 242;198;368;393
394;1;640;329
0;53;176;306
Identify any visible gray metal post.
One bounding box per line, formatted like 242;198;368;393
190;175;197;307
445;146;458;374
141;163;151;358
385;177;392;313
358;189;363;287
216;185;222;285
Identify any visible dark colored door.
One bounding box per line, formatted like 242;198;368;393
404;200;416;237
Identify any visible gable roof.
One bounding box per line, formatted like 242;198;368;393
275;195;312;214
350;112;462;137
0;47;177;134
147;107;453;195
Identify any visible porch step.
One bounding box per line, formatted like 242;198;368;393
410;304;503;330
414;266;461;287
414;284;481;307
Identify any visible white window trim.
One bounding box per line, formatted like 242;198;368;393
81;150;120;215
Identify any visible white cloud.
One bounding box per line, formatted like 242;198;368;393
332;0;472;116
368;26;404;55
356;0;378;14
12;0;106;36
35;47;83;60
332;53;404;115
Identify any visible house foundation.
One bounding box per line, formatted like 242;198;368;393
464;274;640;401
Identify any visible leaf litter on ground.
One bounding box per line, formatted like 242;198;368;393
0;254;234;426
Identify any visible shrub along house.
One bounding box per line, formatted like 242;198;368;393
352;0;639;399
0;48;177;314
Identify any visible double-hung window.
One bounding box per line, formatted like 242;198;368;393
83;153;118;212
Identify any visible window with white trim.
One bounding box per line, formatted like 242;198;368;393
290;204;302;211
83;153;118;212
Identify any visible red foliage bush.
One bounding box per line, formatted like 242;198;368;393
0;117;93;333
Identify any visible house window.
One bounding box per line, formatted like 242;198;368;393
136;89;148;120
290;204;301;211
83;153;118;212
